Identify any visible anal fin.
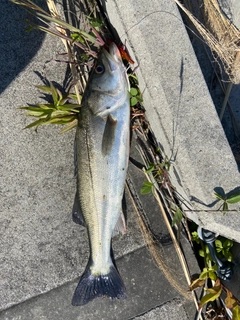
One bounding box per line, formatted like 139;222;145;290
112;211;126;237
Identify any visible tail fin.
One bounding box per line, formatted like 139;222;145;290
72;263;126;306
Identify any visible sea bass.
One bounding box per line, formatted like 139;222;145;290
72;43;130;306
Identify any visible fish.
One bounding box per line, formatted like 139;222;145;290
72;42;130;306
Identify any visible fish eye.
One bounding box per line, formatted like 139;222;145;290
95;64;105;74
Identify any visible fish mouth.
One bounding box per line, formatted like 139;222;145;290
102;43;122;71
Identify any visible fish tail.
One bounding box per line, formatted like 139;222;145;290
72;263;126;306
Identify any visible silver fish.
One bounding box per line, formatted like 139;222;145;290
72;42;130;306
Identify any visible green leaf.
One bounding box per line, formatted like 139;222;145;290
57;104;80;112
130;87;138;96
44;115;76;124
208;271;217;281
51;110;72;118
37;104;55;110
135;95;143;102
24;118;47;129
171;208;183;227
87;16;103;29
223;239;233;249
215;239;223;252
211;264;218;272
25;110;46;117
199;279;222;309
222;250;232;262
140;181;153;195
50;82;59;106
215;239;223;248
205;245;210;254
130;96;138;106
214;192;224;201
233;305;240;320
199;249;205;258
146;164;155;173
226;193;240;204
199;268;208;279
191;231;200;244
19;105;51;112
69;93;80;100
129;74;139;81
71;33;85;43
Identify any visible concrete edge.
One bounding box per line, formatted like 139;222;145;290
105;0;240;241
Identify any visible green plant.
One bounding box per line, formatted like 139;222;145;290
128;74;143;107
11;0;104;57
140;181;154;195
19;82;80;132
87;15;104;32
140;158;171;195
190;232;240;319
215;238;233;262
214;190;240;214
129;87;143;107
171;207;183;227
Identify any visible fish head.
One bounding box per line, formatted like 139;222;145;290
86;42;130;118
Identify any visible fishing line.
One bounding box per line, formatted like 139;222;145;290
118;9;209;47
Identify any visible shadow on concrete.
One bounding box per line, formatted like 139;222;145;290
190;186;240;208
0;0;46;94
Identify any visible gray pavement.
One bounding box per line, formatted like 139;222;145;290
219;0;240;29
0;244;196;320
132;300;190;320
0;0;239;319
105;0;240;242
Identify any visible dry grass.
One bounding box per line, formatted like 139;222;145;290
174;0;240;84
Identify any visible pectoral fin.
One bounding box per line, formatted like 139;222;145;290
112;211;126;237
102;114;117;156
72;190;86;227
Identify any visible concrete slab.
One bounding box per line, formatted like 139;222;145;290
104;0;240;241
0;0;47;94
132;300;189;320
0;246;194;320
3;0;239;317
0;2;144;311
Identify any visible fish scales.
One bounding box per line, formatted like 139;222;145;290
72;43;130;306
77;105;128;264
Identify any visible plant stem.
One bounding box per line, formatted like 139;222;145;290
219;82;233;121
45;0;82;104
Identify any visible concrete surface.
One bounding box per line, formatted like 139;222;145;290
104;0;240;241
188;0;240;161
0;2;200;317
1;0;240;318
0;244;196;320
132;300;190;320
218;0;240;29
0;1;142;312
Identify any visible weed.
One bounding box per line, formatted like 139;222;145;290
214;191;240;214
